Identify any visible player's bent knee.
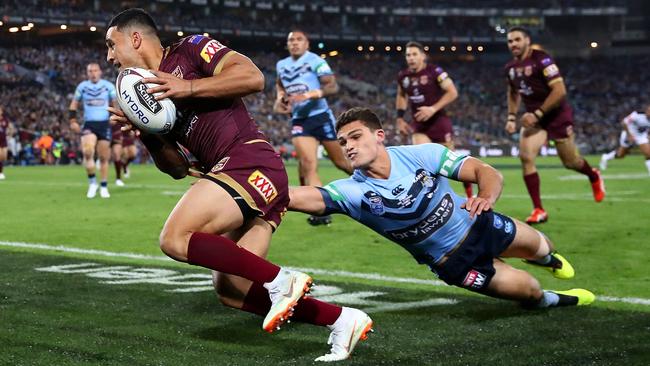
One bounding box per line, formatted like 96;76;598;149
158;227;190;261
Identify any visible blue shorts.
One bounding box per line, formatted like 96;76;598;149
291;111;337;141
430;211;516;293
82;121;112;141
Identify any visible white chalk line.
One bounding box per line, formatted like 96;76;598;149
1;240;649;307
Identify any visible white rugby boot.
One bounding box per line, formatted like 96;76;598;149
115;179;125;187
262;269;312;333
100;186;110;198
315;307;374;362
86;183;98;198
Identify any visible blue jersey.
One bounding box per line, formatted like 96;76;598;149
276;51;333;119
73;79;116;123
322;144;475;265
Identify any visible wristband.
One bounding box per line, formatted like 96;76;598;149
397;109;406;119
533;109;545;120
69;110;77;120
507;114;516;122
310;89;323;99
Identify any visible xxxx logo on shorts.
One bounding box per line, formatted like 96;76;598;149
200;40;225;63
247;170;278;203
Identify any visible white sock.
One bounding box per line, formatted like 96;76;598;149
537;290;560;308
603;150;616;161
645;159;650;174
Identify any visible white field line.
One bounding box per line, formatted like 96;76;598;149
558;172;649;181
1;240;649;307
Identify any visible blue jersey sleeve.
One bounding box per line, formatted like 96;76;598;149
107;81;117;101
409;143;468;179
319;179;361;219
310;54;333;77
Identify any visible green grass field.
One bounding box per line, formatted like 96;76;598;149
1;156;649;365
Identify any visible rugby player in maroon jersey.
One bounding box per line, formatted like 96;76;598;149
121;129;137;178
0;107;11;180
105;8;372;362
396;41;473;198
504;27;605;224
110;123;125;186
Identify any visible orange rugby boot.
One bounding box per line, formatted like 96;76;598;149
591;168;606;202
525;208;548;225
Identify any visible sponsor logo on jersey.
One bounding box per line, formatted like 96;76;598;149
211;157;230;173
172;65;184;79
543;64;559;78
516;67;523;77
524;65;532;76
315;61;332;75
133;81;162;115
412;77;419;87
324;184;345;202
386;193;454;244
285;83;309;96
508;67;515;80
504;220;513;234
541;57;552;66
368;193;385;215
248;170;278;203
493;215;504;229
200;39;225;63
420;75;428;85
188;35;205;45
462;269;487;289
291;125;304;136
439;148;463;177
436;72;448;83
409;94;425;104
391;184;405;196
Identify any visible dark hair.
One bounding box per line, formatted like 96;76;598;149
336;107;383;132
289;29;309;40
405;41;425;53
108;8;158;36
507;26;531;38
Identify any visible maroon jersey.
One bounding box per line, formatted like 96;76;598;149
504;49;570;113
397;64;450;122
0;116;8;148
158;35;267;169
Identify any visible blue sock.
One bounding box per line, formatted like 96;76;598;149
100;181;107;188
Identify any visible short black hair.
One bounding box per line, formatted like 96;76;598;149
405;41;425;53
108;8;159;36
288;29;309;40
336;107;383;132
507;26;531;38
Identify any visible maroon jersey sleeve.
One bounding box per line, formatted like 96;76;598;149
535;51;563;86
181;35;236;77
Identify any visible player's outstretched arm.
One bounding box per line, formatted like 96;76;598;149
457;157;503;218
505;83;520;134
288;186;327;215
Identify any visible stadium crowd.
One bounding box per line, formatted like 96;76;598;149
0;42;647;165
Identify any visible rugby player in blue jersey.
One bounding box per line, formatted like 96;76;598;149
290;107;595;309
274;30;351;226
69;63;118;198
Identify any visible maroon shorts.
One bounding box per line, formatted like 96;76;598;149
539;105;574;140
0;133;6;148
122;132;135;147
111;124;123;146
204;139;289;230
411;115;453;143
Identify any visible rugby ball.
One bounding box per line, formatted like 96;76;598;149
116;67;176;134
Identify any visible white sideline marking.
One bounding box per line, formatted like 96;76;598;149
2;240;649;307
500;190;649;203
558;173;649;181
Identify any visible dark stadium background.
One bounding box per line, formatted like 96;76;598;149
1;0;649;165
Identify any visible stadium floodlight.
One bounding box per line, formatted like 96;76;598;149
9;27;19;32
467;45;473;52
478;45;484;52
440;46;445;51
451;45;457;51
396;45;402;51
590;42;598;48
90;26;97;32
318;42;324;49
60;24;67;30
328;50;338;57
385;46;391;51
0;21;3;26
424;46;429;51
368;46;375;51
21;26;30;31
357;45;363;51
203;32;209;37
177;31;184;36
28;23;34;28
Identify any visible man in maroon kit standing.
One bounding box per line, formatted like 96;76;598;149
395;41;473;198
504;27;605;224
106;8;372;362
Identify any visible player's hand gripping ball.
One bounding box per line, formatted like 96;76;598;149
116;67;176;134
